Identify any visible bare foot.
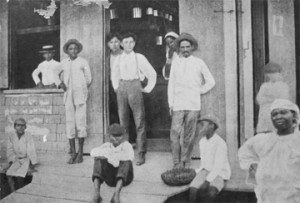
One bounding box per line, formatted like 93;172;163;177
110;193;120;203
74;153;83;164
91;192;102;203
136;153;145;166
67;153;77;164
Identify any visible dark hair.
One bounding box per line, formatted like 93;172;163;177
122;32;137;42
106;32;122;42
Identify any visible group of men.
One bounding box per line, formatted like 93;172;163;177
3;31;300;203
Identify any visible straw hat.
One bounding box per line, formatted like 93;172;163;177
173;32;198;51
63;39;83;54
39;45;55;53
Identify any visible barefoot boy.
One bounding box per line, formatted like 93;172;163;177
90;124;134;203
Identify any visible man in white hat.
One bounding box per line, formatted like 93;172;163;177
162;31;179;80
168;33;215;168
238;99;300;203
189;115;231;202
59;39;92;164
32;45;62;88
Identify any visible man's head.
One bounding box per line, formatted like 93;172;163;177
39;45;55;61
164;32;179;49
108;123;126;147
121;33;137;54
198;115;219;139
270;99;299;134
173;33;198;58
63;39;83;60
107;32;122;53
14;118;27;136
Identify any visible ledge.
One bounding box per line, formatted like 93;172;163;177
3;89;64;95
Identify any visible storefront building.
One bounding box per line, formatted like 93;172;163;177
0;0;297;171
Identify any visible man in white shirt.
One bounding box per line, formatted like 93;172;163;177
162;31;179;80
168;33;215;168
110;33;157;166
189;115;231;203
32;45;61;88
90;124;134;203
238;99;300;203
59;39;92;164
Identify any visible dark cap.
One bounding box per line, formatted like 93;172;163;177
107;123;126;136
198;115;219;129
14;118;26;125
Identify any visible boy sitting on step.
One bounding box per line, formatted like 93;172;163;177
90;123;134;203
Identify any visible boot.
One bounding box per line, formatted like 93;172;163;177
67;138;77;164
74;138;84;164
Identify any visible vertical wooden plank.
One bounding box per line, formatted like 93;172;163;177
0;0;9;89
60;0;105;151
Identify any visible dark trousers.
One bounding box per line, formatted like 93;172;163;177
92;158;133;187
116;79;147;154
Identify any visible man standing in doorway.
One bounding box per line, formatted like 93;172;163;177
168;33;215;168
59;39;92;164
111;33;157;166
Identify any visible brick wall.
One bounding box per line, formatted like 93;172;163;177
3;90;68;158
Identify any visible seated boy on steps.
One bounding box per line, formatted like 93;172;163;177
90;123;134;203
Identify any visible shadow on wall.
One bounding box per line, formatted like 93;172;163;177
164;189;257;203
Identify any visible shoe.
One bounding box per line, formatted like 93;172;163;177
136;153;145;166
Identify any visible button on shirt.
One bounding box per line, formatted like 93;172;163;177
111;51;157;93
32;59;62;86
90;141;134;167
168;55;215;111
198;134;231;182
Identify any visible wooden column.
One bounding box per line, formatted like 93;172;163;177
60;0;105;151
0;0;8;89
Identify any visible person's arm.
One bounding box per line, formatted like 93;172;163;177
138;54;157;93
7;136;16;164
110;56;120;91
54;63;63;87
199;61;215;94
238;137;260;170
32;65;42;85
117;142;135;162
83;60;92;86
168;59;176;114
90;143;110;157
206;142;228;182
26;133;38;165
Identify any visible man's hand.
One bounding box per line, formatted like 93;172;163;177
199;180;210;191
169;107;173;116
36;81;44;88
249;163;258;174
58;82;67;91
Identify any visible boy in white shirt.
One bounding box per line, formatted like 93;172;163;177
189;115;231;203
32;45;61;88
90;124;134;203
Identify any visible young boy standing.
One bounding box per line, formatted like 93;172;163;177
90;124;134;203
32;45;61;88
5;118;38;192
60;39;92;164
111;33;157;165
189;115;231;203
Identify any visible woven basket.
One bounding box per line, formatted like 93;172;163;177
161;168;196;186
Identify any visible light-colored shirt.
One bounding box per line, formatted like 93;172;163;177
90;141;134;167
162;51;178;80
198;134;231;182
168;55;215;111
238;132;300;203
32;59;62;86
111;51;157;93
61;56;92;105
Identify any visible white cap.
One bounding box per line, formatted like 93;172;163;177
164;31;179;40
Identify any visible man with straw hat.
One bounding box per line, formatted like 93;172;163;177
32;45;62;88
239;99;300;203
59;39;92;164
168;32;215;168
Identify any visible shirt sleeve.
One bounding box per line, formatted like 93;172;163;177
117;142;134;162
199;61;215;94
168;59;176;108
26;134;38;165
238;137;260;170
32;64;42;85
7;136;16;163
138;54;157;93
54;63;63;86
110;56;120;91
83;60;92;86
90;143;110;157
206;141;228;182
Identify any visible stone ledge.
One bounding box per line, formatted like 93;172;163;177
3;89;64;95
